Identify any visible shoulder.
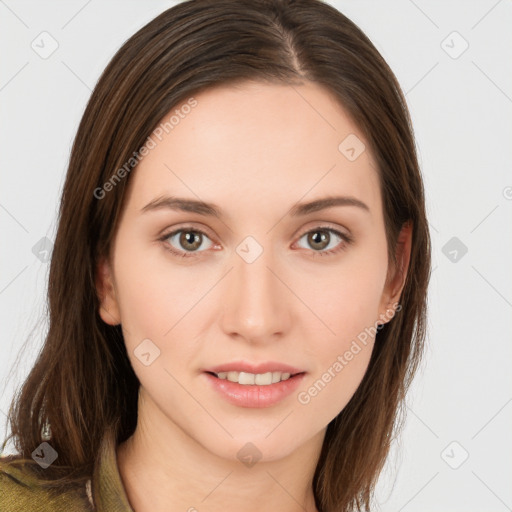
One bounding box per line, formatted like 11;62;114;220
0;456;93;511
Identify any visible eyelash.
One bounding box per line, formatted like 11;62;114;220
158;225;353;259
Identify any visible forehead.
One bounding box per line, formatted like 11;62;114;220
124;80;382;220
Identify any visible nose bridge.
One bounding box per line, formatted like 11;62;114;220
221;236;290;342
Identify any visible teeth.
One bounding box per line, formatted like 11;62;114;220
215;371;293;385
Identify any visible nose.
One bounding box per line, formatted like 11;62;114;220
220;243;292;344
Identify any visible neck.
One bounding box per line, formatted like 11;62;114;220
116;391;324;512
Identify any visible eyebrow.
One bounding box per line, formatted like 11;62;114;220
140;194;370;218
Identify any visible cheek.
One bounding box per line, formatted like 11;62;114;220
293;246;387;414
295;278;381;419
112;239;214;381
297;247;388;347
296;340;373;420
112;236;202;335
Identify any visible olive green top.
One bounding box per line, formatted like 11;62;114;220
0;428;133;511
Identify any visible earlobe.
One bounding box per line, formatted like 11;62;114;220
95;256;121;326
378;221;413;324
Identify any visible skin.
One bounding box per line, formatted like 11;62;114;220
96;80;411;512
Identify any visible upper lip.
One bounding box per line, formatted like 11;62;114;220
204;361;305;375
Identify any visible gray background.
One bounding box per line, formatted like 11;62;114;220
1;1;511;510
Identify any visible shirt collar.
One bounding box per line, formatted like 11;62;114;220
90;425;134;512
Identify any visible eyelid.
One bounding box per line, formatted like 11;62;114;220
294;222;352;241
159;221;216;239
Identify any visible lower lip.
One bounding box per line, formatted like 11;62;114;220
203;372;306;408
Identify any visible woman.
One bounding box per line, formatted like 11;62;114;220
0;0;431;510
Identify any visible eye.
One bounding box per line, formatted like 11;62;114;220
159;227;215;258
295;226;353;256
159;225;353;259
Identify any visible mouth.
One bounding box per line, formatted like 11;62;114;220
204;370;305;386
203;369;307;408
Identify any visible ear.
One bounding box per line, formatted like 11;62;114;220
378;221;412;325
95;256;121;326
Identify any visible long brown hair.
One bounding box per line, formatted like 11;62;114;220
1;1;431;510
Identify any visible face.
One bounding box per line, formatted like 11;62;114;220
96;80;410;463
